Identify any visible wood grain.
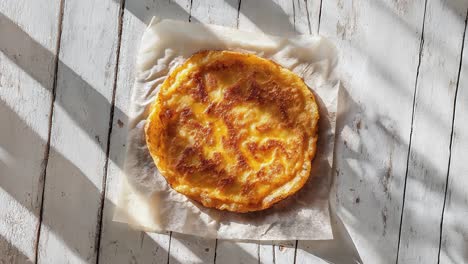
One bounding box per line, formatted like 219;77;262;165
97;0;192;263
439;8;468;264
317;0;426;263
0;0;59;262
215;241;258;264
1;0;466;263
238;0;295;36
398;0;468;263
293;0;321;34
169;233;216;264
258;242;274;264
273;241;296;264
36;0;121;262
190;0;239;25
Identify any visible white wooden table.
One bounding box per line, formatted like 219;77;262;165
1;0;467;263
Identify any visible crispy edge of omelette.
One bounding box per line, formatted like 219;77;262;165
145;50;319;213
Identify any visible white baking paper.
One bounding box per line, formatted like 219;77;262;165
114;17;338;240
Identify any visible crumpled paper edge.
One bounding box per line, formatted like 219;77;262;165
113;17;339;241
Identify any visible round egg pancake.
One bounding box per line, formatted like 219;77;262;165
145;50;319;213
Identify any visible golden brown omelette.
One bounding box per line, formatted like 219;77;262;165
145;50;319;213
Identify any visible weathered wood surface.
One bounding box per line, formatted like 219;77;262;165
318;0;426;263
398;0;468;263
0;0;59;262
439;8;468;264
98;0;190;263
36;0;121;263
1;0;467;263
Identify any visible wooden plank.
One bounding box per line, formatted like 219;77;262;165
36;0;121;263
215;241;259;264
397;0;468;263
439;9;468;264
97;0;194;263
190;0;239;26
169;233;216;264
296;208;362;264
310;0;426;263
238;0;295;36
97;0;191;263
258;242;274;264
0;0;60;262
272;241;296;264
293;0;321;34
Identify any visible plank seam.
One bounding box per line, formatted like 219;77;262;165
236;0;242;29
188;0;193;22
293;240;298;264
166;232;172;264
304;0;312;34
33;0;65;262
94;0;127;262
212;238;218;263
437;7;468;264
395;0;428;262
272;244;276;264
317;0;323;33
257;244;260;264
292;0;296;31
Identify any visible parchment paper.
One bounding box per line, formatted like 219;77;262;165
114;17;338;240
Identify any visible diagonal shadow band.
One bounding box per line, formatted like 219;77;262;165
0;11;127;171
332;80;467;262
1;2;325;263
7;0;445;262
1;95;236;264
297;204;363;264
0;233;33;264
116;0;197;25
228;0;296;36
0;97;166;263
0;2;256;263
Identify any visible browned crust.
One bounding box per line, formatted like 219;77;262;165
145;50;319;213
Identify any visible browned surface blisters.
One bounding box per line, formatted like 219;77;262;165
175;147;200;175
236;154;250;170
204;72;218;90
241;182;255;195
205;59;245;73
161;109;174;121
263;140;291;158
191;72;208;103
217;176;235;189
247;142;260;160
145;50;319;212
256;168;267;180
201;125;214;146
175;146;224;181
247;140;293;161
179;107;192;120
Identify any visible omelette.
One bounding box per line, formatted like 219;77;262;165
145;50;319;213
